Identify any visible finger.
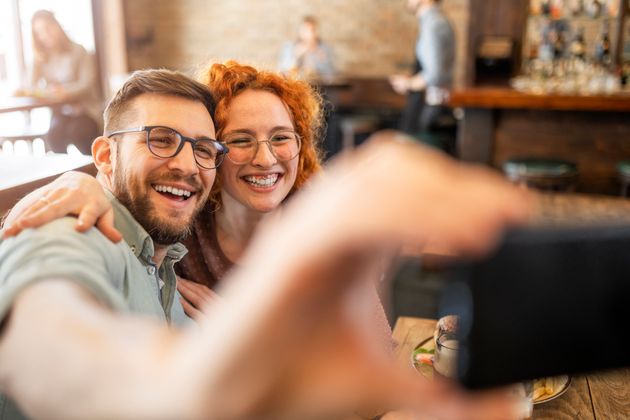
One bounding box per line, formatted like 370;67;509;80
179;279;218;309
177;281;204;309
93;209;123;243
2;197;56;238
180;278;217;300
18;198;70;229
2;222;22;239
179;297;203;321
13;198;50;225
75;204;103;232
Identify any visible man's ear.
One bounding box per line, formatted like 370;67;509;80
92;136;115;175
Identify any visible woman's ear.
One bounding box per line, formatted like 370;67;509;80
92;136;115;175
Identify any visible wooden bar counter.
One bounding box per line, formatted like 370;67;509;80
450;87;630;194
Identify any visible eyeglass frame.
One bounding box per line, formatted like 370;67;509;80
219;129;302;165
106;125;229;170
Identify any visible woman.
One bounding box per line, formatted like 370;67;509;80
24;10;101;155
175;61;327;316
278;15;335;80
3;61;391;340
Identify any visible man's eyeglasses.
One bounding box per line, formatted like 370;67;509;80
220;130;301;165
106;125;228;170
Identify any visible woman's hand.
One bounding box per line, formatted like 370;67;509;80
177;277;220;321
2;171;122;242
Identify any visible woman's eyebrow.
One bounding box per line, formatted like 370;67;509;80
223;126;295;136
223;128;256;136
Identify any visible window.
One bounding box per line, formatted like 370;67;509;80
0;0;95;94
0;0;96;155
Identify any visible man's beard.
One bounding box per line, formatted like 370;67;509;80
113;166;205;246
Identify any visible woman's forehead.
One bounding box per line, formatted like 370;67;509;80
224;90;292;128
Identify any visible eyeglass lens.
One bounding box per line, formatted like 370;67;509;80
147;126;222;169
223;131;300;164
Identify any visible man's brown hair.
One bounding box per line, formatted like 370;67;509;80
103;69;216;133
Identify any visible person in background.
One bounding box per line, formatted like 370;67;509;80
278;15;335;80
24;10;101;155
390;0;455;134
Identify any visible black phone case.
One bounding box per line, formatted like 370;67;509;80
442;224;630;390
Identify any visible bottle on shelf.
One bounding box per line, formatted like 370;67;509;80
585;0;603;19
594;24;612;66
550;0;564;18
569;26;587;60
569;0;585;17
541;0;552;16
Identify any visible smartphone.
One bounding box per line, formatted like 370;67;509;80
440;223;630;390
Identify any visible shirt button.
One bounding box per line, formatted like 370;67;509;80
130;245;136;253
147;266;156;275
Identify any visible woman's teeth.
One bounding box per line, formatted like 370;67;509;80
243;174;279;187
153;184;192;198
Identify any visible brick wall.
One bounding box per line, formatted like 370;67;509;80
124;0;469;86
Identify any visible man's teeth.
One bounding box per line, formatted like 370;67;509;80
244;174;279;187
153;185;192;198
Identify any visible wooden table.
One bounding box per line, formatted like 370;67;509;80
0;154;96;216
391;317;630;419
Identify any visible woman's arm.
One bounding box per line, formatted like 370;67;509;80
1;171;121;242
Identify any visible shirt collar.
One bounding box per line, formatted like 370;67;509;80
104;189;188;264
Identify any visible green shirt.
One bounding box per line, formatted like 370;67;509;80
0;191;192;419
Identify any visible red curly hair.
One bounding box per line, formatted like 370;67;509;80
198;60;324;207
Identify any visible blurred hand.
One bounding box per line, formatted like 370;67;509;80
12;88;30;97
177;277;221;321
2;171;121;243
389;74;411;95
46;83;70;101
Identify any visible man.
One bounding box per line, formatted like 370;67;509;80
0;72;530;417
391;0;455;133
0;68;227;418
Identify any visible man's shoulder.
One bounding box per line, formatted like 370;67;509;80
0;217;127;261
0;217;131;320
7;217;114;242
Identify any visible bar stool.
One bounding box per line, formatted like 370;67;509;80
617;161;630;197
339;114;380;149
503;158;579;192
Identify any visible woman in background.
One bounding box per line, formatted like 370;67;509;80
278;15;335;80
27;10;101;154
